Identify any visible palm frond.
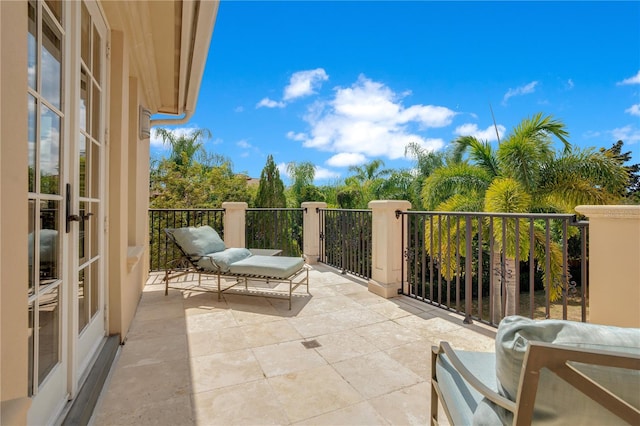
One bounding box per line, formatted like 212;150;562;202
484;177;531;213
421;163;491;210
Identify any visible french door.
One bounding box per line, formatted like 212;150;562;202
27;1;107;423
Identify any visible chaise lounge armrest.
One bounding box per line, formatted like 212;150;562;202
431;316;640;426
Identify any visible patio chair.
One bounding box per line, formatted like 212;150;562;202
431;315;640;425
163;225;309;309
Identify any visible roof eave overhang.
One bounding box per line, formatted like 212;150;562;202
101;0;218;122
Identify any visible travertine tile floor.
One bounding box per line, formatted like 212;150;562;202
91;264;496;425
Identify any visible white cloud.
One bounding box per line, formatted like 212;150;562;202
326;152;367;167
277;162;289;178
454;123;505;142
256;97;285;108
610;125;640;143
286;131;307;141
314;166;341;180
625;104;640;117
502;81;538;105
617;70;640;85
293;75;452;160
237;139;252;149
566;79;575;90
234;106;244;113
283;68;329;101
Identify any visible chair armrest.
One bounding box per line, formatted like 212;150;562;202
515;341;640;426
433;342;517;413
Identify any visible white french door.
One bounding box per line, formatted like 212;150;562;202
27;1;107;424
74;0;107;381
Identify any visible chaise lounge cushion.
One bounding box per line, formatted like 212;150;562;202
228;255;305;279
197;248;252;272
474;316;640;425
171;226;226;256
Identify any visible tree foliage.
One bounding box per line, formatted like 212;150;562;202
601;140;640;203
255;155;286;208
149;127;251;208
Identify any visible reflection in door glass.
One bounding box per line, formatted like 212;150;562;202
28;1;37;90
93;25;101;80
38;286;60;385
79;134;87;197
28;303;35;396
80;68;88;132
42;13;61;109
39;200;59;283
79;201;86;261
90;140;100;198
28;200;36;295
39;106;61;195
28;95;37;192
78;268;87;332
91;83;101;139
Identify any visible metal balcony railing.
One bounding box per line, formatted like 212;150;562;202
318;208;372;279
148;208;224;271
245;208;304;257
398;211;588;326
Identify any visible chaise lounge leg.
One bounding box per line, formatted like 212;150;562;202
165;269;170;296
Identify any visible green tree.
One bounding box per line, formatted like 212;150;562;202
149;159;251;208
154;127;212;167
404;142;448;209
601;140;640;203
286;161;324;206
422;113;628;322
342;159;391;207
255;155;286;208
149;127;250;208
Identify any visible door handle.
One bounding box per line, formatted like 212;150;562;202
66;183;80;233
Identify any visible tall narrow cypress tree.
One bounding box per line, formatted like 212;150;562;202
255;155;286;207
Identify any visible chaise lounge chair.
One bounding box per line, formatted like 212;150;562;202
163;225;309;309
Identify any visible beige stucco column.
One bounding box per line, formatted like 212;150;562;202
575;205;640;328
368;200;411;298
222;202;247;248
301;202;327;264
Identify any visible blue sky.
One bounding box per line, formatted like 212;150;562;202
150;1;640;184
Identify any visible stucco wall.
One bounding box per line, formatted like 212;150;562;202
1;1;31;422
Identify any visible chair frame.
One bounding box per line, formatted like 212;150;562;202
163;228;309;309
430;341;640;426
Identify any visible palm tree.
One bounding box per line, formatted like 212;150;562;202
346;159;391;203
404;142;448;209
154;127;212;167
286;161;317;206
423;113;628;323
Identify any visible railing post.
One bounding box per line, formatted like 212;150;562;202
464;216;473;324
301;202;326;264
368;200;411;298
575;205;640;328
222;202;247;248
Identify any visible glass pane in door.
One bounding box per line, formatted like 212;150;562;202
78;268;87;332
41;13;61;110
39;106;60;195
38;286;60;385
28;302;35;396
39;200;59;284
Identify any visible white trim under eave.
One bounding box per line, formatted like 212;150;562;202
150;0;218;127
